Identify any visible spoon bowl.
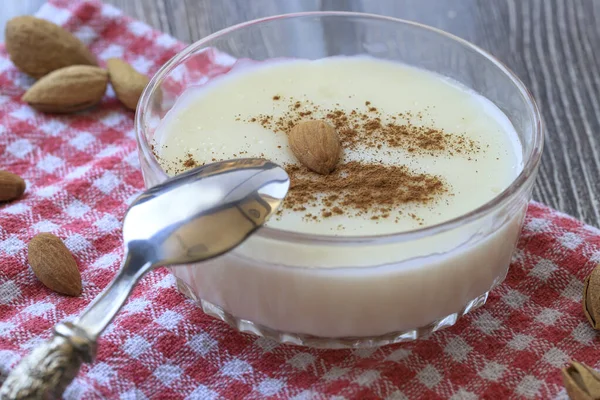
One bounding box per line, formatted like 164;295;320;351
124;158;289;266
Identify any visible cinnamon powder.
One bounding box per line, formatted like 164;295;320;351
247;97;480;156
183;153;197;168
282;162;446;220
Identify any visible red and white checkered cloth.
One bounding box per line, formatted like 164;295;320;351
0;1;598;399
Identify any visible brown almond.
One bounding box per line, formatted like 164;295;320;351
583;264;600;329
562;360;600;400
0;170;25;202
28;233;81;296
22;65;108;113
5;16;97;78
288;120;341;175
107;58;149;110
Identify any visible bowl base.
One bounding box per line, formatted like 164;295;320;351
175;277;489;349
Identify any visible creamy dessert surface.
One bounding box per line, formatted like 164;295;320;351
155;57;523;236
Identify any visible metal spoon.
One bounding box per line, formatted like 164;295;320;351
0;158;289;399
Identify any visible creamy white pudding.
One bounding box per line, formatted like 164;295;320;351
156;57;522;235
150;56;526;340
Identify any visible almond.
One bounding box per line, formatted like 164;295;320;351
22;65;108;113
28;233;81;296
288;120;341;175
5;16;97;78
562;361;600;400
107;58;149;110
584;265;600;329
0;170;26;202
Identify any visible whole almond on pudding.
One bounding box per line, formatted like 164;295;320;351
28;233;81;296
107;58;149;110
0;170;26;202
288;120;341;175
22;65;108;113
5;16;97;78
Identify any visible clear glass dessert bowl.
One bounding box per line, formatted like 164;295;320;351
135;12;543;348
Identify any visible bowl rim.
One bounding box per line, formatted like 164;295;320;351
135;11;544;246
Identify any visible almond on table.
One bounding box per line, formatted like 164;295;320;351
583;264;600;329
0;170;25;202
562;361;600;400
5;15;97;78
22;65;108;114
106;58;150;111
28;233;82;297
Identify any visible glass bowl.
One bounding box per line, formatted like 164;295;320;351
135;12;543;348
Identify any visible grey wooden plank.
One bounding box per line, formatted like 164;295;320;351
6;0;600;227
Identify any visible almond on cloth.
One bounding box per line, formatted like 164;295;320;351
28;233;82;296
583;264;600;329
22;65;108;113
562;360;600;400
5;15;97;78
288;120;341;175
106;58;150;110
0;170;25;202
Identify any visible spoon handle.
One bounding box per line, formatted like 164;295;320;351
0;251;149;399
0;323;95;400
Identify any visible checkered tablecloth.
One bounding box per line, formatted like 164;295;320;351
0;1;598;399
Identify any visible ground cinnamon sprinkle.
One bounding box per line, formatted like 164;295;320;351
183;153;197;168
246;97;480;156
282;161;446;220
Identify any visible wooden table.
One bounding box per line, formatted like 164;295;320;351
5;0;600;226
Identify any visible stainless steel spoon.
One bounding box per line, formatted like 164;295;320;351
0;158;289;400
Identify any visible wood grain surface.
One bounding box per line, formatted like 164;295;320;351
5;0;600;226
